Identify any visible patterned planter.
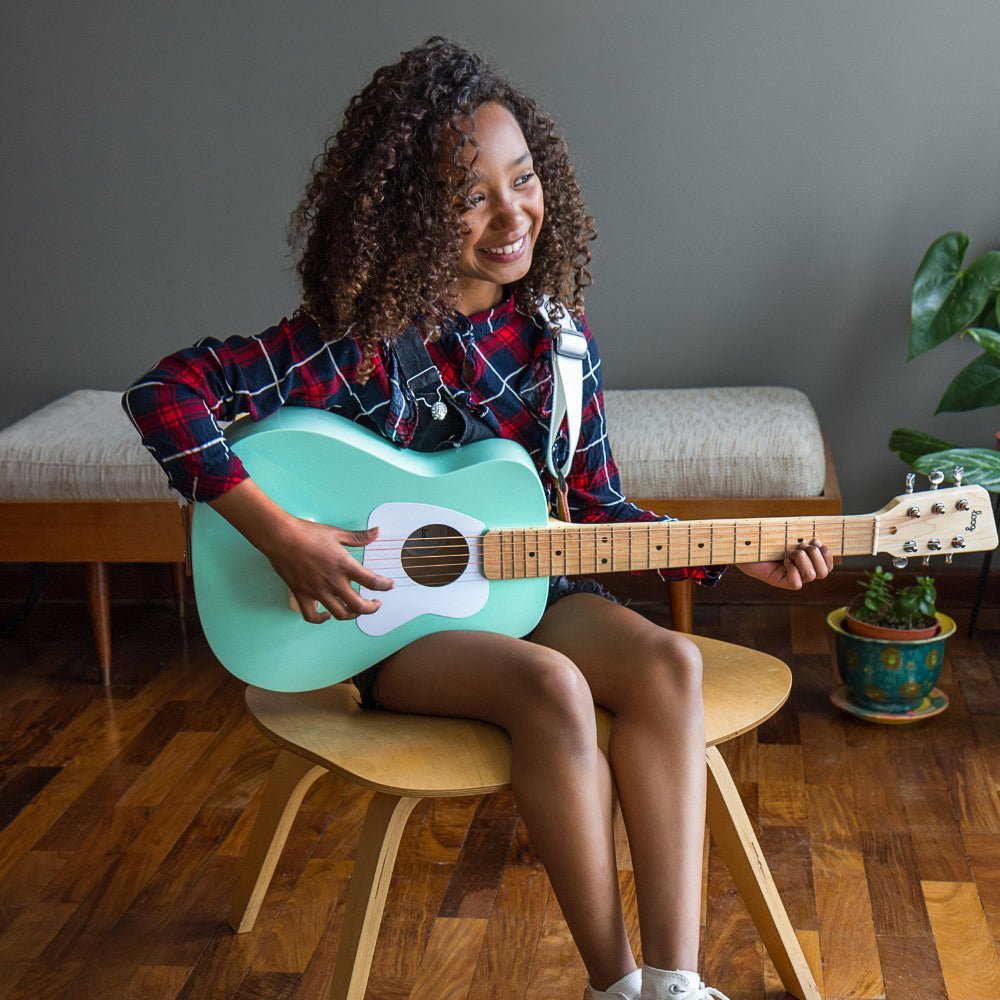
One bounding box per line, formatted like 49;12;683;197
826;607;955;712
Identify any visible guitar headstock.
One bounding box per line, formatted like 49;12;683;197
877;469;997;566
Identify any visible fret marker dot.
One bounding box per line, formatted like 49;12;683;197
744;540;752;546
601;558;608;564
601;536;608;544
655;545;662;551
555;550;562;556
698;542;705;548
528;552;535;558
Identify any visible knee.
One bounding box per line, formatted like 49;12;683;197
509;647;596;750
621;632;703;715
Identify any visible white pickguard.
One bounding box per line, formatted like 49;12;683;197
357;502;488;637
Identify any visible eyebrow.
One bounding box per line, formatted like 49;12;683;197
510;151;532;168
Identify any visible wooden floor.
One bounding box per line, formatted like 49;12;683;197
2;593;1000;999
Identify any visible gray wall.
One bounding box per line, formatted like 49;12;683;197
3;1;999;514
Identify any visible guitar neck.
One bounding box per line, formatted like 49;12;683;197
481;514;877;579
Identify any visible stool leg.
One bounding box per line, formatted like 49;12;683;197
228;749;326;933
84;562;112;687
705;746;820;1000
668;579;693;633
329;791;420;1000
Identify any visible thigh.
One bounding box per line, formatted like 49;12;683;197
527;593;699;714
370;628;590;733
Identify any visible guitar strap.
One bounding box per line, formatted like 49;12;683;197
395;298;587;520
540;296;588;522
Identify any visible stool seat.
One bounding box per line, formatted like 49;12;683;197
245;633;790;797
230;634;819;1000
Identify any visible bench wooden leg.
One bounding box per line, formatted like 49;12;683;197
668;579;693;633
705;746;820;1000
228;749;326;933
169;561;187;619
84;562;111;686
329;791;420;1000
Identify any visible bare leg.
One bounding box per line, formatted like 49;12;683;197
373;629;636;990
530;595;707;972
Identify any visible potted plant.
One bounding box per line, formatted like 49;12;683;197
889;231;1000;488
827;565;956;721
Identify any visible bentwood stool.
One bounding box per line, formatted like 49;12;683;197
228;634;821;1000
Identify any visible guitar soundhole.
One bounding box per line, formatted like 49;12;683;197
401;523;469;588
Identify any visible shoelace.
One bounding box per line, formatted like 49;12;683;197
668;984;730;1000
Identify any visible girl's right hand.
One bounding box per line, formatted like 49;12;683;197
207;478;394;624
261;519;395;624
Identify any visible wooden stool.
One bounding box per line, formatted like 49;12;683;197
228;634;820;1000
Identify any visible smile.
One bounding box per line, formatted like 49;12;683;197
477;233;528;261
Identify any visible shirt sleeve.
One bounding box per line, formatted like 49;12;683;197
562;315;724;585
121;315;362;502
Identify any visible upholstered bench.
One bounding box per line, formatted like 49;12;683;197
604;387;841;631
0;390;187;685
0;386;837;680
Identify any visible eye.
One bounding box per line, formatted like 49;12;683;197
514;171;535;187
463;192;486;210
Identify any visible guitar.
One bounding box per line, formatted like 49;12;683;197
192;408;998;692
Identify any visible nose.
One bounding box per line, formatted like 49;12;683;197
490;196;523;230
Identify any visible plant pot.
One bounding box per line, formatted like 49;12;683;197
842;612;940;642
827;607;955;713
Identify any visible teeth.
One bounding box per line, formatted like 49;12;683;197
481;235;525;256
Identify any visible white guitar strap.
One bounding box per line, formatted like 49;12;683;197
539;295;588;493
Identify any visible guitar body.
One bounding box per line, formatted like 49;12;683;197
192;408;550;691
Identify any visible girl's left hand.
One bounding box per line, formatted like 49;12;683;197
738;540;833;590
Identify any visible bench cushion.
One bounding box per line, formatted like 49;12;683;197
604;387;826;498
0;386;826;503
0;390;176;500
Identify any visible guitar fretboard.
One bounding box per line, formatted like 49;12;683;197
481;515;877;579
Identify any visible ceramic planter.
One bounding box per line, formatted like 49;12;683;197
827;606;955;712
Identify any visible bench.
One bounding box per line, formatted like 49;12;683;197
0;386;838;681
604;386;841;630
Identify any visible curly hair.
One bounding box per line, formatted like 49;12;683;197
289;36;597;376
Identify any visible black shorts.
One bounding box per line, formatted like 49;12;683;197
351;576;619;711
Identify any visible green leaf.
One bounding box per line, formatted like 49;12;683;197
965;328;1000;359
910;236;1000;359
888;427;955;466
936;352;1000;413
912;448;1000;491
910;232;968;359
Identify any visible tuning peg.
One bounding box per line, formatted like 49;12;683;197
929;470;945;490
945;554;954;564
893;556;909;569
922;556;931;566
953;466;965;487
905;473;916;494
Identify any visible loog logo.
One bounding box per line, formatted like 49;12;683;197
967;509;982;532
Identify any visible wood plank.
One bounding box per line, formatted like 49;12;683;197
874;934;948;1000
812;874;883;999
757;744;807;827
409;916;489;1000
467;865;549;1000
860;831;931;939
923;880;1000;998
963;832;1000;941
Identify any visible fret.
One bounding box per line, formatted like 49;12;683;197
757;520;763;562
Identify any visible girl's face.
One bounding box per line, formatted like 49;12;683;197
453;102;544;316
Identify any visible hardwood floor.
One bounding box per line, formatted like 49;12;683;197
1;592;999;999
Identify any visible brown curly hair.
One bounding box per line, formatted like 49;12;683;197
289;36;596;376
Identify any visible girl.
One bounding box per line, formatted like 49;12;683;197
124;37;831;1000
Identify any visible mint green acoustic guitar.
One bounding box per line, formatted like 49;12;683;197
192;409;996;691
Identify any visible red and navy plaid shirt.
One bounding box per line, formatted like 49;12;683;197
123;294;718;582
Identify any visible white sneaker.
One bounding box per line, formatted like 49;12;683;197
584;968;643;999
641;967;730;1000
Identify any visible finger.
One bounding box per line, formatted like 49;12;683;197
783;556;803;590
332;583;383;617
293;591;331;624
789;547;816;583
335;525;381;548
336;527;395;590
806;541;832;578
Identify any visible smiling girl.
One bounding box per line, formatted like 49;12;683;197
124;37;831;1000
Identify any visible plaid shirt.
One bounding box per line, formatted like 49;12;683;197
123;295;717;582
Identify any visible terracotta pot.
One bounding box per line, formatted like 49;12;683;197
843;612;940;641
